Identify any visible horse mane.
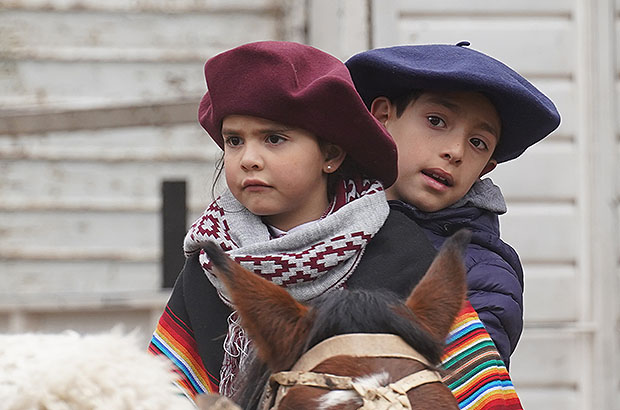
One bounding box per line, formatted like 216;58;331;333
231;351;271;409
305;289;443;364
232;288;442;409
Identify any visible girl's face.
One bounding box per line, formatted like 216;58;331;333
222;115;343;231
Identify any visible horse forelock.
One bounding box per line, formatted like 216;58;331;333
317;372;390;409
305;289;443;365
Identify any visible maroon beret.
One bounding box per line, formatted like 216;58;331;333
198;41;398;187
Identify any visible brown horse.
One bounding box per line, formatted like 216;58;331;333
203;229;470;409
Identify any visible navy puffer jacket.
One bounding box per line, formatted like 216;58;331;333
391;179;524;369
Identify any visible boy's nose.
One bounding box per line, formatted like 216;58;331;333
441;141;464;164
240;143;264;170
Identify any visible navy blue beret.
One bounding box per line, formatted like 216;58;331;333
345;43;561;163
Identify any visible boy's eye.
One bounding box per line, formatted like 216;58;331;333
470;137;489;151
266;134;286;144
427;115;446;127
225;136;242;146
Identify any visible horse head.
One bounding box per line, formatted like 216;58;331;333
204;229;470;409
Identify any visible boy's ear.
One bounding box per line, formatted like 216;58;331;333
323;144;346;173
479;159;497;177
370;97;392;126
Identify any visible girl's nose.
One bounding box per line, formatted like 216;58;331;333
240;144;264;171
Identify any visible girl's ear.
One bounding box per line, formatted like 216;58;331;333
479;159;497;177
322;144;346;174
370;96;393;126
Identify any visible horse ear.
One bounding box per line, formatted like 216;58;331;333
405;229;470;341
203;243;311;370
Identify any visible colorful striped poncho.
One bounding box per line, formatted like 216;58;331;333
149;306;217;397
149;299;523;409
442;301;523;409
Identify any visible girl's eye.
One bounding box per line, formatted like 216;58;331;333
427;115;446;127
266;134;285;144
470;137;489;151
225;136;242;147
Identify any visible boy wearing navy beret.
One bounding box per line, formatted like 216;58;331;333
346;42;561;369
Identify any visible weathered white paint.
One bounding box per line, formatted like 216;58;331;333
308;0;370;59
395;0;573;15
500;204;577;263
522;265;578;323
0;156;216;211
0;211;160;256
1;0;278;11
511;330;579;386
1;260;161;293
397;19;574;78
0;124;217;162
488;143;577;201
0;292;169;347
0;1;300;109
1;60;205;108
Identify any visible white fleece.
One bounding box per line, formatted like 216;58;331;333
0;330;195;410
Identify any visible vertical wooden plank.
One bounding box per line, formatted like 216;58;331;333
308;0;370;59
279;0;307;43
370;0;399;47
592;1;620;408
161;180;187;288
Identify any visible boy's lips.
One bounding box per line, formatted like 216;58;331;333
421;168;453;187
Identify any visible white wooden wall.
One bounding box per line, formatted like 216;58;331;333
0;0;305;341
1;1;618;409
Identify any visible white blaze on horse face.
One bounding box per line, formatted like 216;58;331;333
316;372;390;409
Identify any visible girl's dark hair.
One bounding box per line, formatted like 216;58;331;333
210;152;225;200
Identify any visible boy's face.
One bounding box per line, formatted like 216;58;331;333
222;115;344;231
372;91;500;212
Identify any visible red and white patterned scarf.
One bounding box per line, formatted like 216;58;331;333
183;178;389;396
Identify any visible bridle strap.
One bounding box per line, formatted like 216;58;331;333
271;370;356;390
291;333;432;372
268;369;441;409
382;369;442;394
262;334;440;409
272;368;441;392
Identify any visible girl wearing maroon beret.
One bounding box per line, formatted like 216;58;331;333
148;41;437;402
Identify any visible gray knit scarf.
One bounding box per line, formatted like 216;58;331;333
183;178;389;396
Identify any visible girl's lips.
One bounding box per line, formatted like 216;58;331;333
242;179;271;189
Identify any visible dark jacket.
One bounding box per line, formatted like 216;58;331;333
390;180;524;369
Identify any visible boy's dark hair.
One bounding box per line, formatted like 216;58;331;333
391;90;423;118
